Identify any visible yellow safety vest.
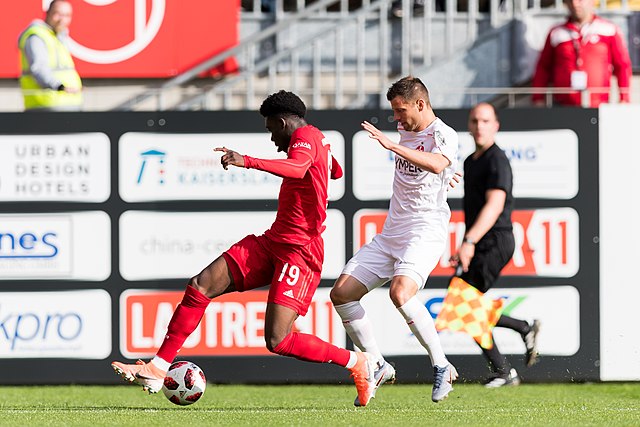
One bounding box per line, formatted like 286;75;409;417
18;22;83;110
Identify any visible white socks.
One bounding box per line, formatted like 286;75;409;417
151;356;171;372
335;297;449;369
397;296;448;367
345;351;359;369
334;301;384;365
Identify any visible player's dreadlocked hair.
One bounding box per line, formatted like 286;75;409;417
259;90;307;119
387;76;431;108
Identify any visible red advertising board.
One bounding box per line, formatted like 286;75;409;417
355;208;579;277
121;290;343;358
2;0;239;78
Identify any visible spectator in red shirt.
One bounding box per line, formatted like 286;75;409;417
111;90;381;407
531;0;632;107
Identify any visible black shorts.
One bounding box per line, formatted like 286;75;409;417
459;229;515;293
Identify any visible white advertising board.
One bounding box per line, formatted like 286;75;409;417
119;132;345;202
353;129;578;200
120;210;345;280
0;212;111;280
0;133;110;202
0;290;111;359
359;286;580;356
598;104;640;381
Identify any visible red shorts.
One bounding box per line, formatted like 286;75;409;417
222;234;323;316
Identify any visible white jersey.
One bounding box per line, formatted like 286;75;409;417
382;117;459;237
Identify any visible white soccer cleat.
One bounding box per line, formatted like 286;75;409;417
354;360;396;406
432;363;458;402
111;359;166;394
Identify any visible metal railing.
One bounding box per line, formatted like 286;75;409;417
112;0;528;111
83;85;629;112
109;0;631;111
427;86;629;107
178;1;393;110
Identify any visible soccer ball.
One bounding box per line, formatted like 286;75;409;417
162;361;206;406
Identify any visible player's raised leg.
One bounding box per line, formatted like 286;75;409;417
111;255;230;393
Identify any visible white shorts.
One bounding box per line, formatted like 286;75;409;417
341;218;447;292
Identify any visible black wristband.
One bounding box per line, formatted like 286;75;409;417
462;237;475;246
57;84;65;91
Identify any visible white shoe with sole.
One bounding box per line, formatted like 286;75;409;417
432;363;458;402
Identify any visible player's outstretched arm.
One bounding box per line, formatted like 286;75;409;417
362;120;450;174
215;147;245;170
361;120;396;150
216;146;314;179
244;149;313;179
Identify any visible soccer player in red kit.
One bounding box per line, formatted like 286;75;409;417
112;90;379;407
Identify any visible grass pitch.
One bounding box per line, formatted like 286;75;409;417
1;383;638;426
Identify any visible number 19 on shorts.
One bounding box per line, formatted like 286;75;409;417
277;263;300;286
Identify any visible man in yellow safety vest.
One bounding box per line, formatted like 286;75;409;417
18;0;82;111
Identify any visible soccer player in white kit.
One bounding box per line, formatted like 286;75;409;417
330;76;459;405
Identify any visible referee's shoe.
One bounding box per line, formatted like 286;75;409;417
523;320;541;367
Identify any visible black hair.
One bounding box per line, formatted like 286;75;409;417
386;76;431;107
259;90;307;119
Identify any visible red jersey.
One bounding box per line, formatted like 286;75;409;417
243;125;343;245
531;16;631;107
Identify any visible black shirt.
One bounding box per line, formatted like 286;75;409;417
463;143;513;232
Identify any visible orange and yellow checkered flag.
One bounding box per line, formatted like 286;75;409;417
435;277;504;349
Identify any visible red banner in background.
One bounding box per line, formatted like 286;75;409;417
355;208;579;278
120;289;343;358
1;0;239;78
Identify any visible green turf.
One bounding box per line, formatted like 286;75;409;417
0;383;638;426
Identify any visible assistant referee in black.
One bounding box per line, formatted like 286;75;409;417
450;103;540;388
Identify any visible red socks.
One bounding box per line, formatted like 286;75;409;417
273;331;351;367
156;285;210;363
157;286;350;368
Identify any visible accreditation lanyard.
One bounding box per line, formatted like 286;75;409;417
571;34;584;68
568;22;590;91
569;20;593;69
